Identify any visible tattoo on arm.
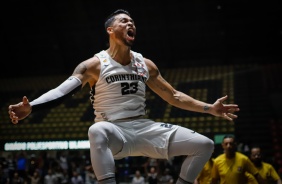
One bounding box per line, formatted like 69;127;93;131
73;63;87;75
203;105;210;111
157;76;168;91
153;69;169;91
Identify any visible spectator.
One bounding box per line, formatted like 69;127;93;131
210;134;265;184
85;165;96;184
44;169;58;184
132;170;145;184
71;170;84;184
159;168;174;184
28;170;41;184
16;151;27;180
248;145;281;184
7;154;16;183
11;171;24;184
147;166;158;184
59;152;69;173
59;169;69;184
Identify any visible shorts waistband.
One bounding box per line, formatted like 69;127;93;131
113;115;144;122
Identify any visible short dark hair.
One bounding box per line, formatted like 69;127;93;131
104;9;131;30
250;144;261;150
223;134;236;142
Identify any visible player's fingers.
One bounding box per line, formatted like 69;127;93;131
227;107;240;113
218;95;228;103
8;105;14;111
222;113;232;121
222;113;237;121
11;119;18;124
224;104;238;108
23;96;29;104
227;113;238;119
9;113;17;120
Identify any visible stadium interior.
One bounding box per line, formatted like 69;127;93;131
1;0;281;182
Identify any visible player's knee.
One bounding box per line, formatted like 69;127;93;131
200;137;214;155
205;138;214;154
88;123;108;146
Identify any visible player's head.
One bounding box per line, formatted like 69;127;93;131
104;9;131;30
222;134;237;156
104;9;136;47
250;145;262;166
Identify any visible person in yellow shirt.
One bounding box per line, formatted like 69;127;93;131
194;151;215;184
248;145;282;184
210;135;265;184
245;171;259;184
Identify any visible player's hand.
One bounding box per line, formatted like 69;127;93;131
8;96;32;124
211;95;240;121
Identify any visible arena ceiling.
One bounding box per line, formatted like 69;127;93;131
1;0;281;77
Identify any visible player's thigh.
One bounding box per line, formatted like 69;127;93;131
88;121;124;154
168;126;214;156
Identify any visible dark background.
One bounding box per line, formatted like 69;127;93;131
1;0;281;78
1;0;282;176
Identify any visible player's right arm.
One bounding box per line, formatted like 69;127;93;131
8;56;100;124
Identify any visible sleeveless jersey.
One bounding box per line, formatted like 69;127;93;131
92;50;149;122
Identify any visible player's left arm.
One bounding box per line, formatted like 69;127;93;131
145;58;239;121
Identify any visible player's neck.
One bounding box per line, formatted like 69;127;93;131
107;45;132;65
225;152;236;159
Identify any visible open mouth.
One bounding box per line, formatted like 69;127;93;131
127;29;135;39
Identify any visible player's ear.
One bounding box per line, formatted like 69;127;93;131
107;27;114;34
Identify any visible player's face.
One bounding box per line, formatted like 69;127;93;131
110;13;136;47
250;148;262;164
222;138;236;154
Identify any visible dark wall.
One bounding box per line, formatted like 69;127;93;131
1;0;281;78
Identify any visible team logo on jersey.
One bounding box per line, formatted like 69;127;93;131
102;59;110;67
135;62;143;68
160;123;173;128
237;166;243;173
105;74;147;84
134;62;147;77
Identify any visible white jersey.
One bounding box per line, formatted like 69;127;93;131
93;50;149;122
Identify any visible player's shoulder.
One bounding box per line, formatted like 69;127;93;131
93;50;108;60
83;50;108;65
130;50;150;62
236;152;248;158
130;50;157;74
82;55;100;67
262;161;273;168
235;152;251;162
214;153;225;162
131;50;142;57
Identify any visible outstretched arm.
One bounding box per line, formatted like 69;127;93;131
145;58;239;121
8;56;100;124
8;76;82;124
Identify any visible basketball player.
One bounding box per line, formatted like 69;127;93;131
8;9;240;184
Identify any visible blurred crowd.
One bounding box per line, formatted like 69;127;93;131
0;149;185;184
0;135;281;184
